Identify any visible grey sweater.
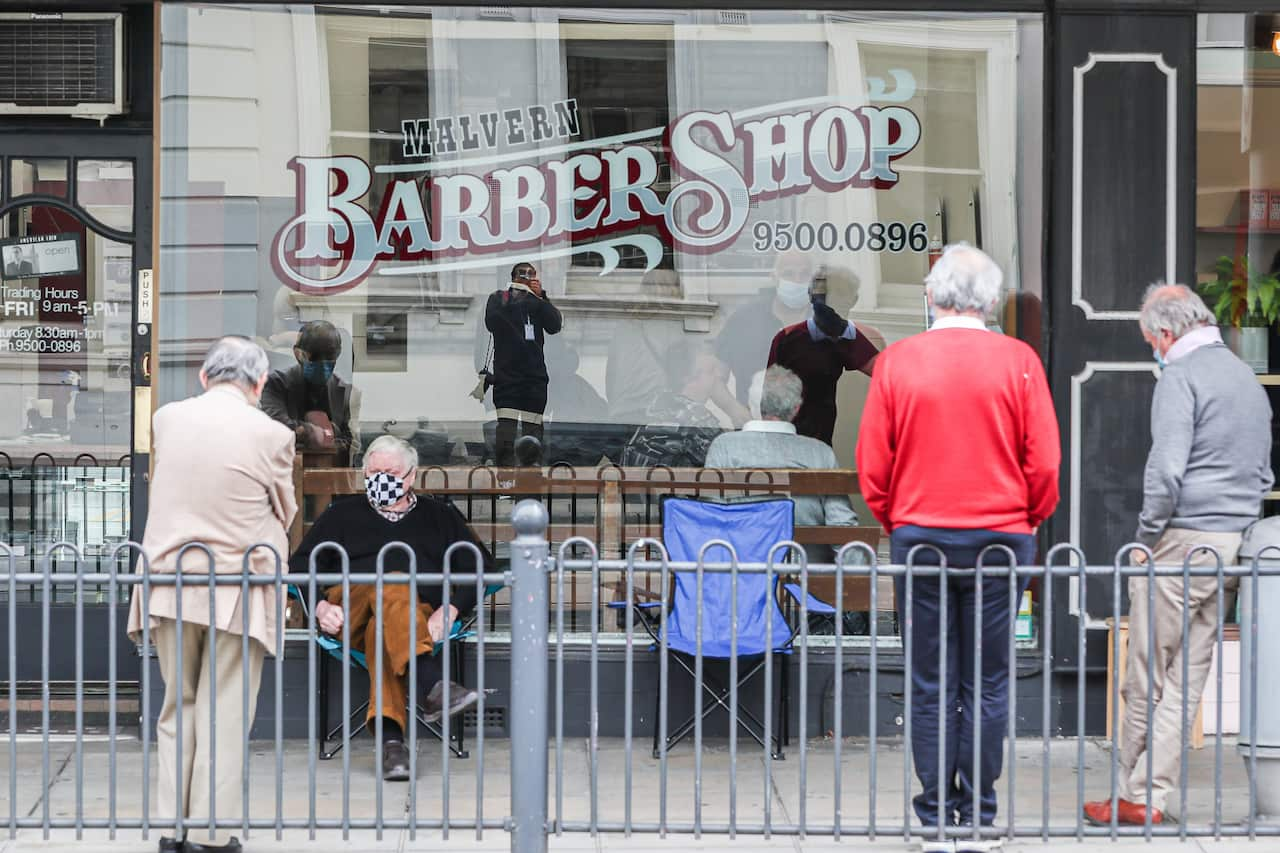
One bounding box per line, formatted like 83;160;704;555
1137;342;1274;546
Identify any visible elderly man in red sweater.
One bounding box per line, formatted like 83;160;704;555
856;244;1060;832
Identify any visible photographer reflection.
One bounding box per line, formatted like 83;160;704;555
484;261;563;466
260;320;361;466
620;341;726;468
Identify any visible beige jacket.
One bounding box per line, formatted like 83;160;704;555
127;383;298;656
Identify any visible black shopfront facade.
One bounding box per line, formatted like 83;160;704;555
0;0;1274;739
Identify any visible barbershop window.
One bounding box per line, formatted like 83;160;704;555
159;5;1044;639
1196;15;1280;512
0;158;135;584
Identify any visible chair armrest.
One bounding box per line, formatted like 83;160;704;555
605;600;663;610
782;583;837;616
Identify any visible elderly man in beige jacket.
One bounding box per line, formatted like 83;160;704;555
128;336;297;853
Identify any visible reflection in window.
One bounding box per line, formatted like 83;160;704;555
9;158;68;199
1196;14;1280;516
0;208;133;573
563;24;674;275
76;160;134;233
157;6;1046;636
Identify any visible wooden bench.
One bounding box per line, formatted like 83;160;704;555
291;463;886;613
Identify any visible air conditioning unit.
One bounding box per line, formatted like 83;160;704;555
0;12;124;120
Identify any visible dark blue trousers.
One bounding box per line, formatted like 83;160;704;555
890;525;1034;828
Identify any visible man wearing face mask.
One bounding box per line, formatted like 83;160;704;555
715;252;815;411
289;435;492;782
1083;284;1272;827
766;268;880;445
260;320;361;466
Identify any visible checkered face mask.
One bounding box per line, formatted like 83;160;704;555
365;471;407;509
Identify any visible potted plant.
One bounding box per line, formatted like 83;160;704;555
1199;255;1280;373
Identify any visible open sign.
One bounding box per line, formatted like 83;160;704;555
1;233;81;281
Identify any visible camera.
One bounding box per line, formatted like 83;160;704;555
810;266;828;306
470;368;495;401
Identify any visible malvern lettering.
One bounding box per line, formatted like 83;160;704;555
401;100;581;158
272;101;920;293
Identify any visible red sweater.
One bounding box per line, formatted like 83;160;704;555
855;327;1060;534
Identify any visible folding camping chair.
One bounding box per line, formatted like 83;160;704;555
291;584;501;760
615;495;833;760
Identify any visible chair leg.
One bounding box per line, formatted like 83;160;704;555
321;702;371;761
658;655;786;759
775;660;787;760
652;659;663;760
318;649;330;760
781;654;791;748
451;640;466;755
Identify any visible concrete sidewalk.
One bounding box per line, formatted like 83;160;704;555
0;735;1271;851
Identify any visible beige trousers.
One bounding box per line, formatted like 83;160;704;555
154;619;265;843
1119;528;1242;811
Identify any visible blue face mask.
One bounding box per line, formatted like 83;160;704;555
1152;347;1166;368
302;360;335;385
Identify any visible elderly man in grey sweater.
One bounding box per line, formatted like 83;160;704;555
1085;284;1273;827
705;366;866;630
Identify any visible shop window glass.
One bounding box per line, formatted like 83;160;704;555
159;5;1044;637
0;208;134;582
9;157;68;199
76;159;135;233
1196;14;1280;506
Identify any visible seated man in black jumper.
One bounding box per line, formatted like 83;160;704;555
289;434;492;781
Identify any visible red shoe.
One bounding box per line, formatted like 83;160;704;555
1083;798;1166;826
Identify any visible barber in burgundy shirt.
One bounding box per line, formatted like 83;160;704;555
766;284;879;445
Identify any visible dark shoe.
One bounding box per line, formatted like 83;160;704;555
183;838;242;853
1083;798;1166;826
423;680;479;724
382;738;410;781
158;838;183;853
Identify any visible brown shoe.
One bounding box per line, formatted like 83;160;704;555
382;738;410;782
423;680;479;724
1083;798;1165;826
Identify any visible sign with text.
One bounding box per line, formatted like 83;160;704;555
1;233;81;281
271;94;922;294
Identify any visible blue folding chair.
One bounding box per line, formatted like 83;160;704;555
290;584;501;759
618;496;833;759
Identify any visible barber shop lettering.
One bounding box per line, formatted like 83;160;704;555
271;100;921;293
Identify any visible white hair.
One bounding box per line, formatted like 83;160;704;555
760;366;804;421
1139;283;1215;339
924;243;1003;314
200;336;269;389
363;435;418;473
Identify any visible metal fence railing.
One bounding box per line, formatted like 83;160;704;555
0;499;1277;852
0;454;131;600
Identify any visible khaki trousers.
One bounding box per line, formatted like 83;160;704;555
1119;528;1242;812
326;584;434;731
154;619;265;844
